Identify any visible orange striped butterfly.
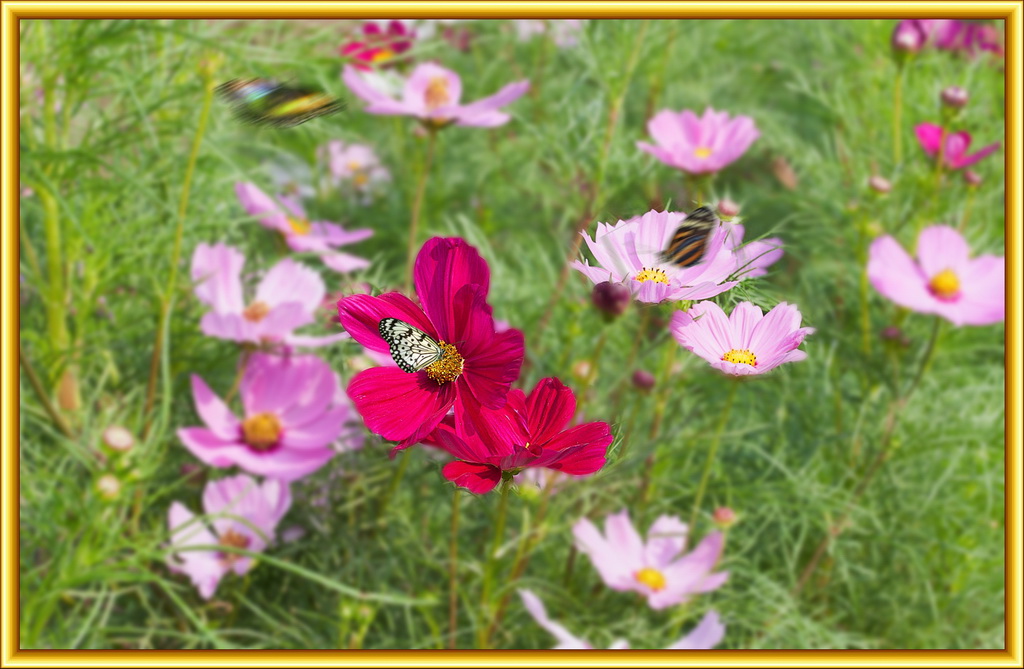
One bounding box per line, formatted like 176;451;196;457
662;206;721;268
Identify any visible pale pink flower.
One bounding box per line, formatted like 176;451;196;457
190;242;347;348
573;510;728;610
519;589;725;649
235;182;373;273
671;301;814;376
868;225;1004;326
178;354;356;481
167;474;291;599
638;107;760;175
343;62;529;128
572;210;739;304
513;20;584;47
319;140;391;197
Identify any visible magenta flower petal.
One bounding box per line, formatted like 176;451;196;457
953;141;1000;168
459;328;525;410
441;460;502;494
347;366;456;444
338;292;438;354
413;237;491;340
523;378;576;445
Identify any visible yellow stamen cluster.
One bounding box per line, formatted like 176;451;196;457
288;217;311;235
634;567;667;592
242;301;271;323
218;529;251;567
722;348;757;366
425;76;451;110
634;267;671;285
370;48;395;63
928;268;961;301
694;146;713;158
242;412;282;451
425;342;464;385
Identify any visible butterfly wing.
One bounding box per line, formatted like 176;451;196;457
378;318;445;373
662;206;721;268
217;79;345;128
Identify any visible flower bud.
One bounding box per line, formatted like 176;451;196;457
868;175;892;194
631;370;656;391
591;281;630;317
963;170;982;187
940;85;968;109
716;198;741;219
96;474;121;501
891;20;925;54
571;360;593;382
102;425;134;453
712;507;737;528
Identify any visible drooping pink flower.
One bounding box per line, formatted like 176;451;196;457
868;225;1004;326
178;354;356;481
572;510;728;610
235;182;373;273
340;20;416;70
337;237;525;449
637;107;760;175
319;140;391;197
893;20;1004;58
343;62;529;129
572;210;739;304
191;242;347;348
670;301;814;376
725;224;784;280
519;589;724;649
167;474;291;599
915;123;1000;170
428;377;612;494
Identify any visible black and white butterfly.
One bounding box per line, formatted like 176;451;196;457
662;206;721;268
379;318;445;373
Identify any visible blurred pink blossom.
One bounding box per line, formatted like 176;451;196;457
638;107;760;175
868;225;1004;327
725;224;783;280
319;140;391;198
167;474;291;599
339;20;416;70
343;62;529;128
915;123;1000;170
512;20;584;47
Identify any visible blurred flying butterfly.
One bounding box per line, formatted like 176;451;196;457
662;206;721;268
216;78;345;128
379;318;445;373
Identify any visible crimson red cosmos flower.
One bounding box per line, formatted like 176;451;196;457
340;20;415;71
337;238;524;450
428;377;613;494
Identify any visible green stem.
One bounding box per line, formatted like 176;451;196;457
958;189;975;232
478;478;511;649
405;129;438;292
142;68;216;435
687;380;738;538
19;342;74;439
448;488;461;650
648;341;678;440
377;449;411;523
893;63;904;165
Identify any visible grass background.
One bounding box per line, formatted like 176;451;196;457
18;18;1006;650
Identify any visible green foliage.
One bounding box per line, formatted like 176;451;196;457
19;18;1005;650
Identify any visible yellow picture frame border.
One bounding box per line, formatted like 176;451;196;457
3;2;1020;666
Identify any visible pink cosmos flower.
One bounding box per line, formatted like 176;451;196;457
513;20;584;48
191;242;348;348
573;510;729;610
167;474;291;599
637;107;760;175
670;301;814;376
915;123;1000;170
235;182;373;274
893;20;1004;57
572;210;739;303
726;224;784;280
319;140;391;196
519;590;725;649
868;225;1004;326
340;20;416;70
343;62;529;128
427;377;612;494
178;353;354;481
337;237;525;449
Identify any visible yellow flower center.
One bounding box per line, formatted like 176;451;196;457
347;160;362;171
241;412;282;451
287;217;311;235
634;267;671;285
634;567;667;592
425;341;464;385
928;268;961;301
425;76;451;110
370;48;395;63
242;301;271;323
353;172;369;187
218;528;251;567
694;146;713;158
722;348;757;366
